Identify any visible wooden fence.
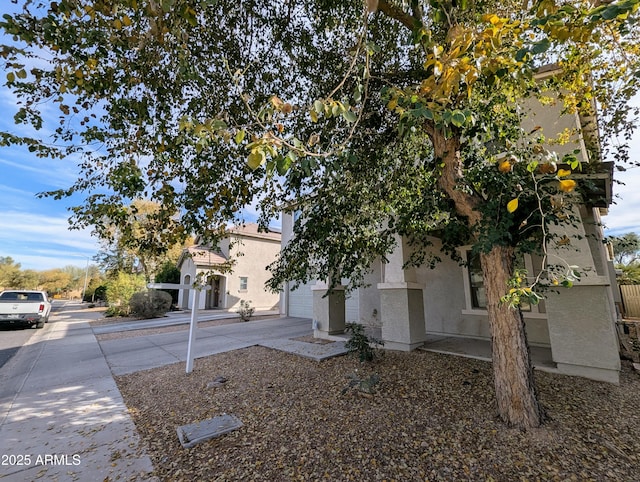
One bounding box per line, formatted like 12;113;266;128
620;284;640;318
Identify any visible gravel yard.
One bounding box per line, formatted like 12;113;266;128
114;343;640;481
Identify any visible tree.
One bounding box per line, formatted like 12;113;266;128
618;263;640;284
154;260;181;304
609;232;640;266
39;269;73;295
0;257;21;288
8;269;40;290
2;0;639;429
95;199;191;282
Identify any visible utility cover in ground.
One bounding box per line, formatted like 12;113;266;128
177;414;243;448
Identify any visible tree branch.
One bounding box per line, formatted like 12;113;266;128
377;0;420;31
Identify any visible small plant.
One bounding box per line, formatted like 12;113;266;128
341;372;380;396
344;322;384;362
237;299;255;321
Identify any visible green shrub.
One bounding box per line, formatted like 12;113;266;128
130;290;173;319
344;322;384;362
154;262;181;304
237;299;255;321
105;272;146;315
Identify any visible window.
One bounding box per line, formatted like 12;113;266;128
463;249;533;313
239;277;248;291
467;252;487;309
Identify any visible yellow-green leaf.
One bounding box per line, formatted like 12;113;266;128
6;72;15;83
342;109;357;123
310;109;318;123
235;129;245;145
247;150;265;170
507;198;519;213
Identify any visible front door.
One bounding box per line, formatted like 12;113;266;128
212;278;220;308
211;278;220;308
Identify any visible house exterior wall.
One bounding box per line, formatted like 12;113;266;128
177;257;197;309
358;263;382;326
226;234;281;311
178;232;281;312
543;204;620;382
413;238;551;346
282;208;619;383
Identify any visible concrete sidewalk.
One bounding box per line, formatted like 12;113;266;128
98;315;344;375
0;307;156;481
0;306;346;481
92;308;280;335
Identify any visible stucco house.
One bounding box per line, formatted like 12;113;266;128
177;223;281;312
281;69;621;384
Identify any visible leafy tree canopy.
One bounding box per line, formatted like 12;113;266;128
94;199;193;281
608;232;640;266
2;0;639;429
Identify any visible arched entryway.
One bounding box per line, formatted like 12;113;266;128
206;276;225;309
181;274;191;309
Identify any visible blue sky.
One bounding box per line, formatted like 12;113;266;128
0;4;639;271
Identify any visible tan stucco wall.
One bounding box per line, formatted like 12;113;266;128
414;241;551;346
178;233;281;312
225;234;281;311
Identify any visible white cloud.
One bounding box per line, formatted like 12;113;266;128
8;254;92;271
0;211;99;270
0;155;81;191
604;166;640;235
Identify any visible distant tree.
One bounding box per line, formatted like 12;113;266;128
618;264;640;285
83;266;105;301
61;265;89;292
93;284;107;302
0;257;21;288
39;269;73;295
8;269;40;290
609;233;640;266
96;200;191;282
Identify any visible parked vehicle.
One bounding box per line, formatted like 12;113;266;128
0;290;52;329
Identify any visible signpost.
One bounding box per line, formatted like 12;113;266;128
147;282;211;373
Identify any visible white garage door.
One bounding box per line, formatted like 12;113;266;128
287;282;313;318
288;282;360;321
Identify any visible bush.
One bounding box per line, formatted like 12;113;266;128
344;322;384;362
129;290;173;319
237;299;255;321
105;272;146;315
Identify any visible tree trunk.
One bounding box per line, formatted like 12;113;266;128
431;128;544;429
480;245;545;428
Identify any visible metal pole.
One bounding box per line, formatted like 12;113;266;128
185;288;200;373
